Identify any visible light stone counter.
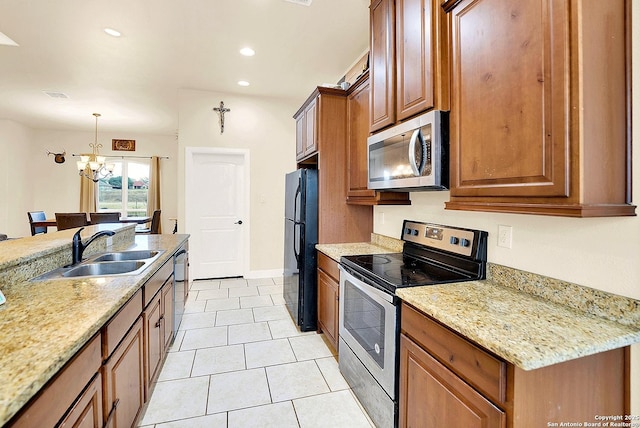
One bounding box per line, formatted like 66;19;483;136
315;233;403;262
0;227;189;426
397;264;640;371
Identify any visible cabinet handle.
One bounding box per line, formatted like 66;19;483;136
155;315;164;328
103;398;119;428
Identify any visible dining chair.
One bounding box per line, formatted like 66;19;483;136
27;211;48;236
55;213;89;231
136;209;161;234
90;212;121;224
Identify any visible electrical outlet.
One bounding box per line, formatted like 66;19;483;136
497;225;512;248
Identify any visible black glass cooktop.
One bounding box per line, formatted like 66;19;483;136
341;252;473;293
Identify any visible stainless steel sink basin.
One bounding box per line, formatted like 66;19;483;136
92;250;160;262
31;249;164;281
63;261;146;277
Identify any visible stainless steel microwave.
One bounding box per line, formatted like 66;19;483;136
367;110;448;191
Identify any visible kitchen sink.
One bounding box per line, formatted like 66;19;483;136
92;250;160;262
63;261;146;277
31;249;164;280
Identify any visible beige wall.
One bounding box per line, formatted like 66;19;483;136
373;1;640;413
0;120;32;237
177;89;297;276
0;124;178;237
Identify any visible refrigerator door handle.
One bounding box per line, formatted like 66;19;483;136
294;222;302;267
293;177;302;266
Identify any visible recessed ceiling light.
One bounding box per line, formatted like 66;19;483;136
240;47;255;57
238;81;250;87
284;0;312;5
104;28;121;37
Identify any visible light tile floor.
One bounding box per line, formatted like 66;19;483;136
138;277;374;428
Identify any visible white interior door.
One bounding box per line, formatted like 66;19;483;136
185;148;249;280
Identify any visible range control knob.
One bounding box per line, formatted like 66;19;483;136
450;236;459;245
412;229;419;236
460;238;471;247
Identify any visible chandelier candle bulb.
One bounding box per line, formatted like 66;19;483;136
76;113;115;182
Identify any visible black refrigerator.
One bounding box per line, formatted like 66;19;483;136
283;169;318;331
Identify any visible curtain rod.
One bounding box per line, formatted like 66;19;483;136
71;154;170;160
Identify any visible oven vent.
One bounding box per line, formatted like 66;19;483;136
284;0;312;6
43;91;69;99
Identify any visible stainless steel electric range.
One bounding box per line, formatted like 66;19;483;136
338;220;488;428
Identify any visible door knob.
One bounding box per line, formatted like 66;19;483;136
235;220;243;225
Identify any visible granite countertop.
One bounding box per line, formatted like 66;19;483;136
316;233;404;262
317;235;640;372
397;276;640;371
0;230;189;426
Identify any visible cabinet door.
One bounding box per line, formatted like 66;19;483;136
59;373;103;428
347;77;376;200
162;278;175;350
295;113;305;159
399;334;506;428
144;295;163;395
370;0;395;132
303;99;317;156
317;269;339;351
103;317;144;428
447;0;569;199
396;0;433;120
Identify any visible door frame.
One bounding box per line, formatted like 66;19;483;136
185;147;251;279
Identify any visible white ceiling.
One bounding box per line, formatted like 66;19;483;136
0;0;369;134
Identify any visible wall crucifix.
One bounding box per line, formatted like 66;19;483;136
213;101;231;134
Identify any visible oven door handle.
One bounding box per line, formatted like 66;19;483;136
339;265;394;304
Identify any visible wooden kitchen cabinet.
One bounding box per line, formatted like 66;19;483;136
143;259;175;397
59;373;103;428
346;72;410;206
102;318;145;428
399;303;629;427
294;86;373;243
101;290;144;428
294;95;318;161
316;252;340;352
8;335;103;428
369;0;449;133
443;0;635;217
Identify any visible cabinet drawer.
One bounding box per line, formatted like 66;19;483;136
401;303;506;405
143;259;173;307
317;252;340;282
103;290;142;358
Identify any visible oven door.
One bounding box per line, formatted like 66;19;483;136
339;265;397;399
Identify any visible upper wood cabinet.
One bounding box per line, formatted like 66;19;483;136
294;93;320;162
443;0;635;217
369;0;450;133
294;86;374;243
346;72;410;205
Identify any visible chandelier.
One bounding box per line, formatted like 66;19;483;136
76;113;115;182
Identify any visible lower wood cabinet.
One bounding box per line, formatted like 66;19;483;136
144;267;174;397
399;303;629;427
59;372;103;428
8;334;103;428
317;252;339;352
8;246;185;428
102;317;145;428
400;334;505;427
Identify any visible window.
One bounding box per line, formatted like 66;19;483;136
97;160;150;217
